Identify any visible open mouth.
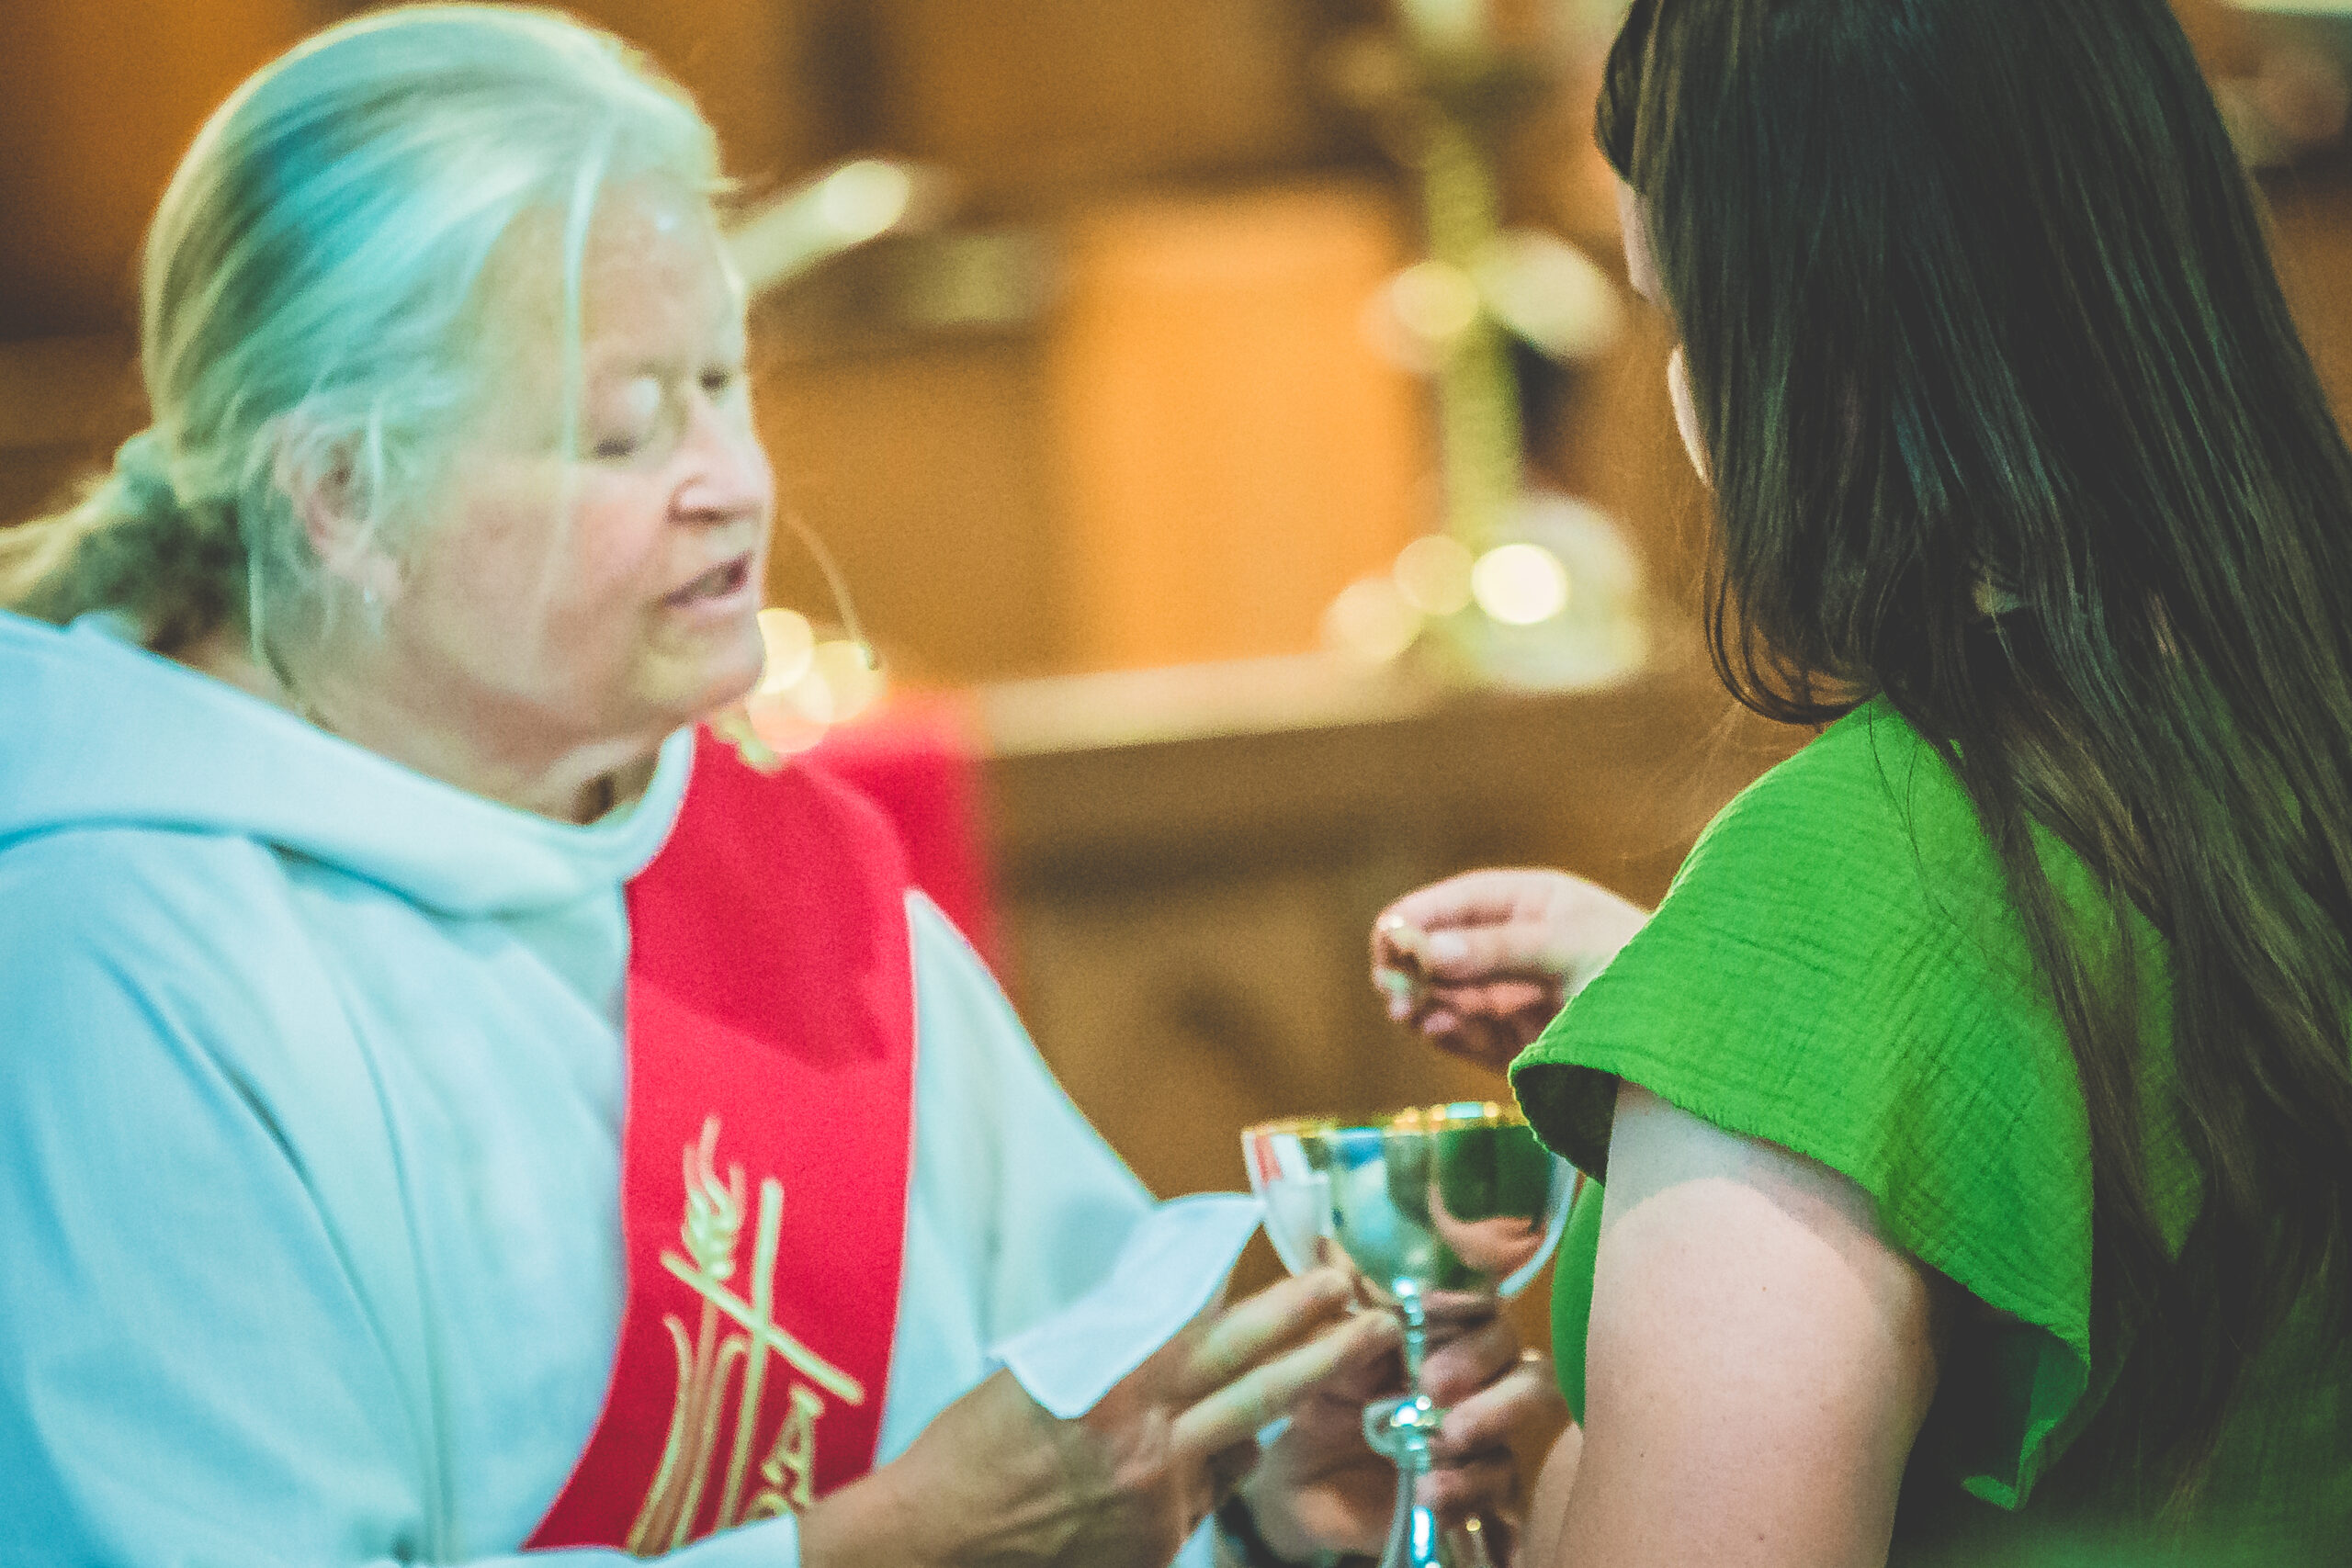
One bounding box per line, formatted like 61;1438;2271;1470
665;555;752;605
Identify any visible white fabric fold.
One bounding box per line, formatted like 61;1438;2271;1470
0;611;693;917
992;1193;1266;1419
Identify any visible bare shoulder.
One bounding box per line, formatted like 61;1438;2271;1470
1603;1085;1905;1263
1551;1082;1945;1568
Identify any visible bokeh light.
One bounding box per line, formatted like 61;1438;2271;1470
745;620;885;753
754;607;816;694
1472;231;1624;365
817;159;915;244
812;638;886;722
1470;542;1570;626
1386;260;1483;349
1322;575;1423;662
1393;534;1475;615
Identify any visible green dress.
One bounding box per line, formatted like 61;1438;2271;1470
1509;699;2351;1563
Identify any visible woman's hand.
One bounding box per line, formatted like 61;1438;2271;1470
1372;870;1651;1072
1237;1293;1568;1561
801;1268;1399;1568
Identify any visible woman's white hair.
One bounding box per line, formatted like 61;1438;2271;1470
2;3;720;663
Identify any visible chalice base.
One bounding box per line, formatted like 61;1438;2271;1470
1363;1395;1497;1568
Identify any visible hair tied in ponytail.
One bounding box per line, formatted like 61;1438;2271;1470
107;431;180;522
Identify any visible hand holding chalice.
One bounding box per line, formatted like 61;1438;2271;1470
1241;1103;1577;1568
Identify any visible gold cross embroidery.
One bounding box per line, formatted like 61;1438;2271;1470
624;1118;865;1554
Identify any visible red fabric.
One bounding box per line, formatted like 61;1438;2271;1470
808;694;999;969
527;730;917;1551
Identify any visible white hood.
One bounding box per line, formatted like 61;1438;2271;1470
0;607;691;918
0;613;1225;1568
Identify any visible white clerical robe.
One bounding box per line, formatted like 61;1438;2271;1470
0;609;1216;1567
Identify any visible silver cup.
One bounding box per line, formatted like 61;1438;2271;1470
1242;1102;1577;1568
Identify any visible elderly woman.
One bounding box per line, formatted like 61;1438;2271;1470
0;9;1551;1565
1374;0;2352;1562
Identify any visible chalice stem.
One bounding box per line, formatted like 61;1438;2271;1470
1365;1387;1454;1567
1368;1416;1506;1567
1376;1450;1444;1567
1367;1282;1452;1566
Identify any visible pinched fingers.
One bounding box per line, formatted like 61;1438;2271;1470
1422;921;1585;987
1374;873;1555;1017
1170;1309;1401;1460
1377;869;1563;944
1408;997;1558;1071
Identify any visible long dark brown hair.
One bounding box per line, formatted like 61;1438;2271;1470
1601;0;2352;1506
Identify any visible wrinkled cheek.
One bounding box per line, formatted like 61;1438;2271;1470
496;532;636;682
426;549;615;704
533;587;664;710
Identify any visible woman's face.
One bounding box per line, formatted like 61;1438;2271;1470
378;179;772;763
1616;179;1710;488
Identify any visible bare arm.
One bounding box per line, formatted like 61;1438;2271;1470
1526;1083;1942;1568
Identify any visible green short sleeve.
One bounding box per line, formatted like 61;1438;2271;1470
1512;701;2131;1509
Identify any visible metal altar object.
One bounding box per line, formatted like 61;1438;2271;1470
1312;2;1650;696
1324;1;1565;557
1243;1102;1578;1568
726;158;939;297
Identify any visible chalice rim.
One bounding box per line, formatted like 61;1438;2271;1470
1241;1100;1527;1143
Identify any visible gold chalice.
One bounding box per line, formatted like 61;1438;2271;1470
1242;1102;1577;1568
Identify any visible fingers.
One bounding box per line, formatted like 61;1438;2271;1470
1373;911;1436;977
1421;977;1559;1020
1417;1447;1521;1520
1395;1009;1530;1077
1438;1352;1566;1458
1204;1438;1261;1501
1372;871;1651;1010
1172;1310;1401;1459
1377;870;1568;942
1419;1348;1557;1531
1281;1294;1418;1427
1175;1268;1353;1404
1403;981;1560;1043
1413;919;1582;987
1417;1309;1517;1407
1391;975;1556;1021
1374;874;1550;1003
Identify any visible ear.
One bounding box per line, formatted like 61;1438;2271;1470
273;421;400;604
1614;179;1662;307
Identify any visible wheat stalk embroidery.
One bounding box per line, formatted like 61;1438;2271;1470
624;1117;865;1554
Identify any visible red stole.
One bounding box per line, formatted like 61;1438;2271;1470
527;730;918;1551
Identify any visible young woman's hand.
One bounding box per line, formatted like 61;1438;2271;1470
1371;870;1651;1072
1236;1292;1566;1560
801;1268;1397;1568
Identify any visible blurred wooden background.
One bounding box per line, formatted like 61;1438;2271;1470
1;0;1663;678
